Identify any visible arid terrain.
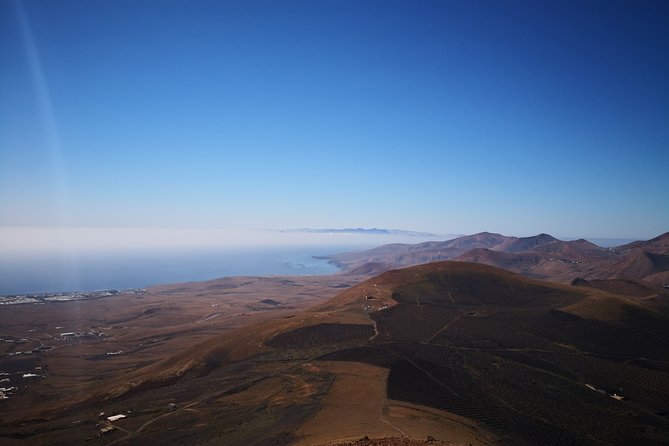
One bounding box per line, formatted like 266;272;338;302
325;232;669;285
1;233;669;445
0;274;362;444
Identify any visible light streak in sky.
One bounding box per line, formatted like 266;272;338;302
13;0;81;287
13;0;73;224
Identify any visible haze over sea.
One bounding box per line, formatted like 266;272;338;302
0;228;442;295
0;247;343;296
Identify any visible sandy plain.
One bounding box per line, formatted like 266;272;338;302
0;274;358;428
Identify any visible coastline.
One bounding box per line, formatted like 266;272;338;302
0;246;344;297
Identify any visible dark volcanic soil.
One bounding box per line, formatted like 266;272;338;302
326;437;460;445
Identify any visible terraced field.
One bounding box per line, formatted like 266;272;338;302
265;323;375;349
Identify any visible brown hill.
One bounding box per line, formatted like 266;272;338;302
497;233;558;252
615;231;669;253
347;261;394;276
645;270;669;287
570;277;669;316
324;232;517;272
439;231;511;250
455;241;614;282
452;248;544;276
570;277;664;297
530;238;610;259
316;262;669;445
622;251;669;276
592;251;669;284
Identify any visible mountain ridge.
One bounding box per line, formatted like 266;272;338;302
281;227;445;237
324;231;669;285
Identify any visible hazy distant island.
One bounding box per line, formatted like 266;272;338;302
281;227;443;237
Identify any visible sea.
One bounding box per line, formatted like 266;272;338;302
0;247;348;296
0;227;452;296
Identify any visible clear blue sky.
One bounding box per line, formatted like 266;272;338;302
1;0;668;241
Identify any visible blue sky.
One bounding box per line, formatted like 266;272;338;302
1;0;668;243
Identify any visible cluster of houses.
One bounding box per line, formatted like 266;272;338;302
0;288;146;306
60;328;105;340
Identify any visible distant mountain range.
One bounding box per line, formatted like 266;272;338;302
282;227;443;237
325;231;669;285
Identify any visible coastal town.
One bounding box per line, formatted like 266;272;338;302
0;288;145;305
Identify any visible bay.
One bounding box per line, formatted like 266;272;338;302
0;246;346;296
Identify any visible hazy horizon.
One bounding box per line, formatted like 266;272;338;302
0;226;648;257
0;226;644;296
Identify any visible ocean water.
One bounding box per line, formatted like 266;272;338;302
0;247;347;296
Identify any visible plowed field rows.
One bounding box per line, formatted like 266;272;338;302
265;324;374;349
